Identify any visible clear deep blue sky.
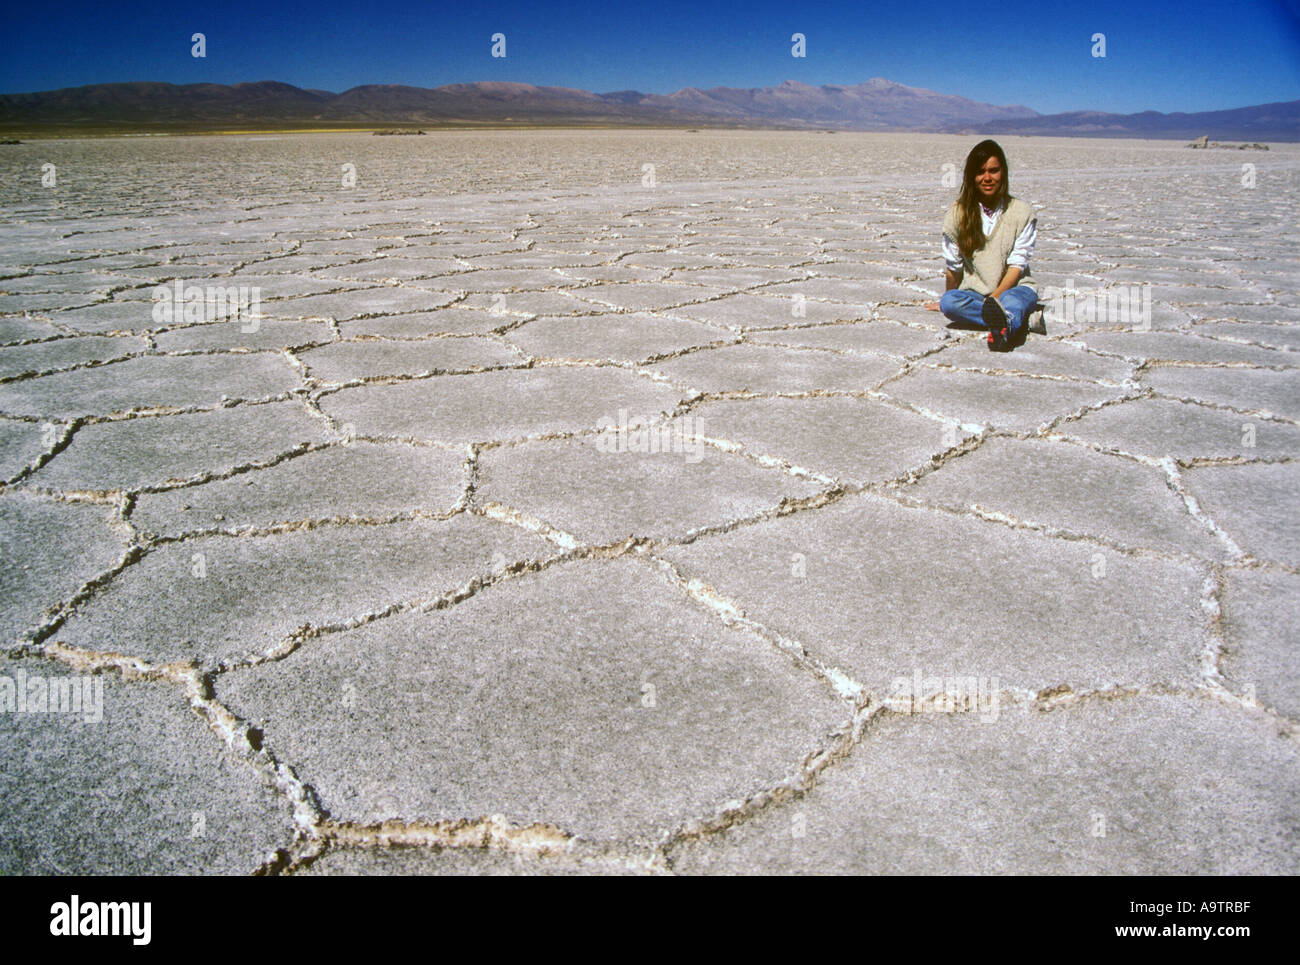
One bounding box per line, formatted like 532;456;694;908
4;0;1297;114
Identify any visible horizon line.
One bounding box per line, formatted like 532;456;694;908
6;76;1296;118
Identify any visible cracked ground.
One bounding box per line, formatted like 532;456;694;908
0;131;1297;875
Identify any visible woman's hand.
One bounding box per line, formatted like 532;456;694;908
923;301;940;311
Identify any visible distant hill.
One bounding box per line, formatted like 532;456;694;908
0;78;1037;132
610;78;1039;128
0;78;1296;141
940;100;1300;141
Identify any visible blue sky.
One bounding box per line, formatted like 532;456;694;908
3;0;1297;114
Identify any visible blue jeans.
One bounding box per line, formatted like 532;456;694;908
940;286;1038;337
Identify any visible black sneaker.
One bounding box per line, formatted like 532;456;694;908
983;295;1010;351
982;294;1010;328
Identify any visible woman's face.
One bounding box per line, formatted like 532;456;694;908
976;156;1004;204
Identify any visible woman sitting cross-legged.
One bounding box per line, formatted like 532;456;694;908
924;139;1037;351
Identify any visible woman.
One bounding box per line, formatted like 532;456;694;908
924;139;1037;351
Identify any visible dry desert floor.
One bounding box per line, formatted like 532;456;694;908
0;131;1297;874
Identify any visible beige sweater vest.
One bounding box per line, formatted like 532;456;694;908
942;197;1037;294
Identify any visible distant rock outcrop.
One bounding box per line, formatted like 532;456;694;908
1188;134;1269;149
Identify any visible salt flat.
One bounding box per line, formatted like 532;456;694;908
0;131;1297;875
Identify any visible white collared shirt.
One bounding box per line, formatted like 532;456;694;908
942;201;1036;274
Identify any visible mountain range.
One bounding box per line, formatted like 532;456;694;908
1;78;1296;140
